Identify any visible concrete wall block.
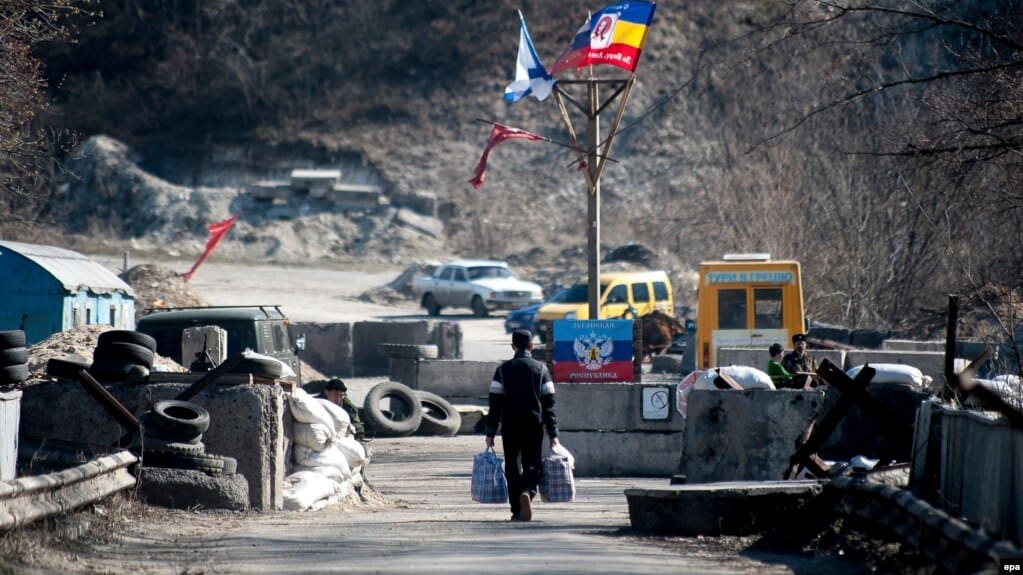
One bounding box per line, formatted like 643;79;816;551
353;321;433;375
389;358;417;388
182;325;227;368
682;389;824;483
556;383;685;432
19;381;286;510
290;322;353;377
717;348;846;373
557;430;683;476
844;350;946;385
416;360;498;400
430;322;462;359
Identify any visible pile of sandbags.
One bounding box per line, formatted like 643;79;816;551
283;387;369;511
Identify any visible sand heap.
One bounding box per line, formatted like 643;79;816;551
26;324;187;380
120;264;208;318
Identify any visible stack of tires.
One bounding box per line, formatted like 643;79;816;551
90;330;157;383
0;330;29;386
133;399;236;476
362;381;461;438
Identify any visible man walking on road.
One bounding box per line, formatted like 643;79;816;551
486;329;560;522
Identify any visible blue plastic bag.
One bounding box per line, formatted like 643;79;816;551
471;447;508;504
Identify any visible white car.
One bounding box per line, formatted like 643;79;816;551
410;260;544;317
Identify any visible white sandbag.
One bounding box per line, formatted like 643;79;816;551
846;364;925;388
334;434;367;469
965;378;1023;409
292;463;346;482
293;443;353;479
243;349;297;378
317;398;351;437
292;421;334;451
289;387;336;430
283;470;337;511
693;365;776;390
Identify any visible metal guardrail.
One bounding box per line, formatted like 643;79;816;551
0;451;137;531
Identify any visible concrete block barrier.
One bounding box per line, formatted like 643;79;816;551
556;383;683;432
413;360;498;400
19;380;286;510
682;389;824;483
557;430;684;476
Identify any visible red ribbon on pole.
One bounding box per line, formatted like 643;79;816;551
182;213;238;282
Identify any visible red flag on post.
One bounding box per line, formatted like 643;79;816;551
182;213;238;282
469;123;544;189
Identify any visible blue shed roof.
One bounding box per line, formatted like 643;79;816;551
0;241;135;296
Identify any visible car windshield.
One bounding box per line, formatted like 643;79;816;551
560;282;612;303
467;266;512;280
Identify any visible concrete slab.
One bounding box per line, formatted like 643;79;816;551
682;389;824;482
414;360;498;400
136;467;249;510
625;480;825;535
454;405;486;435
556;383;684;432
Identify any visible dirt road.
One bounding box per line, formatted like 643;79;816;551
22;435;867;574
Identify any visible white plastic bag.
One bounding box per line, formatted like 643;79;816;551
289;388;336;430
243;349;296;378
292;422;333;451
317;398;351;437
694;366;775;390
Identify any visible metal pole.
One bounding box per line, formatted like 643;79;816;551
587;80;601;319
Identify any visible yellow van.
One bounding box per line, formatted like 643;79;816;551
694;254;805;368
534;270;674;341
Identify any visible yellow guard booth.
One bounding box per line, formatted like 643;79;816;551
695;254;805;368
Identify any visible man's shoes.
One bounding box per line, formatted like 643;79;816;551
518;492;532;522
510;513;526;522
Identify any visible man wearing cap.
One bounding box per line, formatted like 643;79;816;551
322;378;367;441
782;333;818;388
485;329;560;522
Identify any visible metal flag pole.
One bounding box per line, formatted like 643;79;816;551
553;75;635;319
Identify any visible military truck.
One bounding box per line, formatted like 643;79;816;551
136;305;304;380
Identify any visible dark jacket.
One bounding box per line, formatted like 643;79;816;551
485;350;559;438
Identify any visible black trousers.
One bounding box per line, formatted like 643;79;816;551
500;424;544;516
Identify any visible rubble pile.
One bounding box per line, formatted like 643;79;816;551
120;264;208;317
26;325;187;379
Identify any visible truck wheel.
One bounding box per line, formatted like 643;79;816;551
471;296;489;318
376;343;439;360
423;294;441;316
362;381;422;437
413;391;461;437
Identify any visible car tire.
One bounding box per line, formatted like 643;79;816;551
471;296;489;318
93;342;155;368
362;381;423;437
376;343;439;360
229;356;283;379
150;400;211;437
413;391;461;437
139;413;203;444
0;330;26;349
0;364;29;384
98;330;157;352
136;435;206;456
0;347;28;367
219;456;238;475
142;451;225;476
89;359;147;383
423;294;441;316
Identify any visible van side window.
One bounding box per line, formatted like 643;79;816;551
718;289;747;329
754;288;783;329
653;282;669;302
631;282;650;303
606;284;628;303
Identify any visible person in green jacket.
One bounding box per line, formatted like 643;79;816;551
766;343;794;388
323;378;367;441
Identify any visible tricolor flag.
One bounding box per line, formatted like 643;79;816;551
182;214;238;282
504;11;554;102
469;123;545;189
550;1;656;75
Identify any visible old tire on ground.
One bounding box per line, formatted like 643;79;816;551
142;451;225;475
376;343;439;360
0;330;26;349
139;412;203;444
471;295;489;318
0;364;29;384
88;359;146;383
98;330;157;352
423;294;441;316
228;356;283;379
93;341;155;367
413;391;461;437
362;381;423;437
151;400;211;437
46;356;90;380
219;456;238;475
136;436;206;456
0;347;28;366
